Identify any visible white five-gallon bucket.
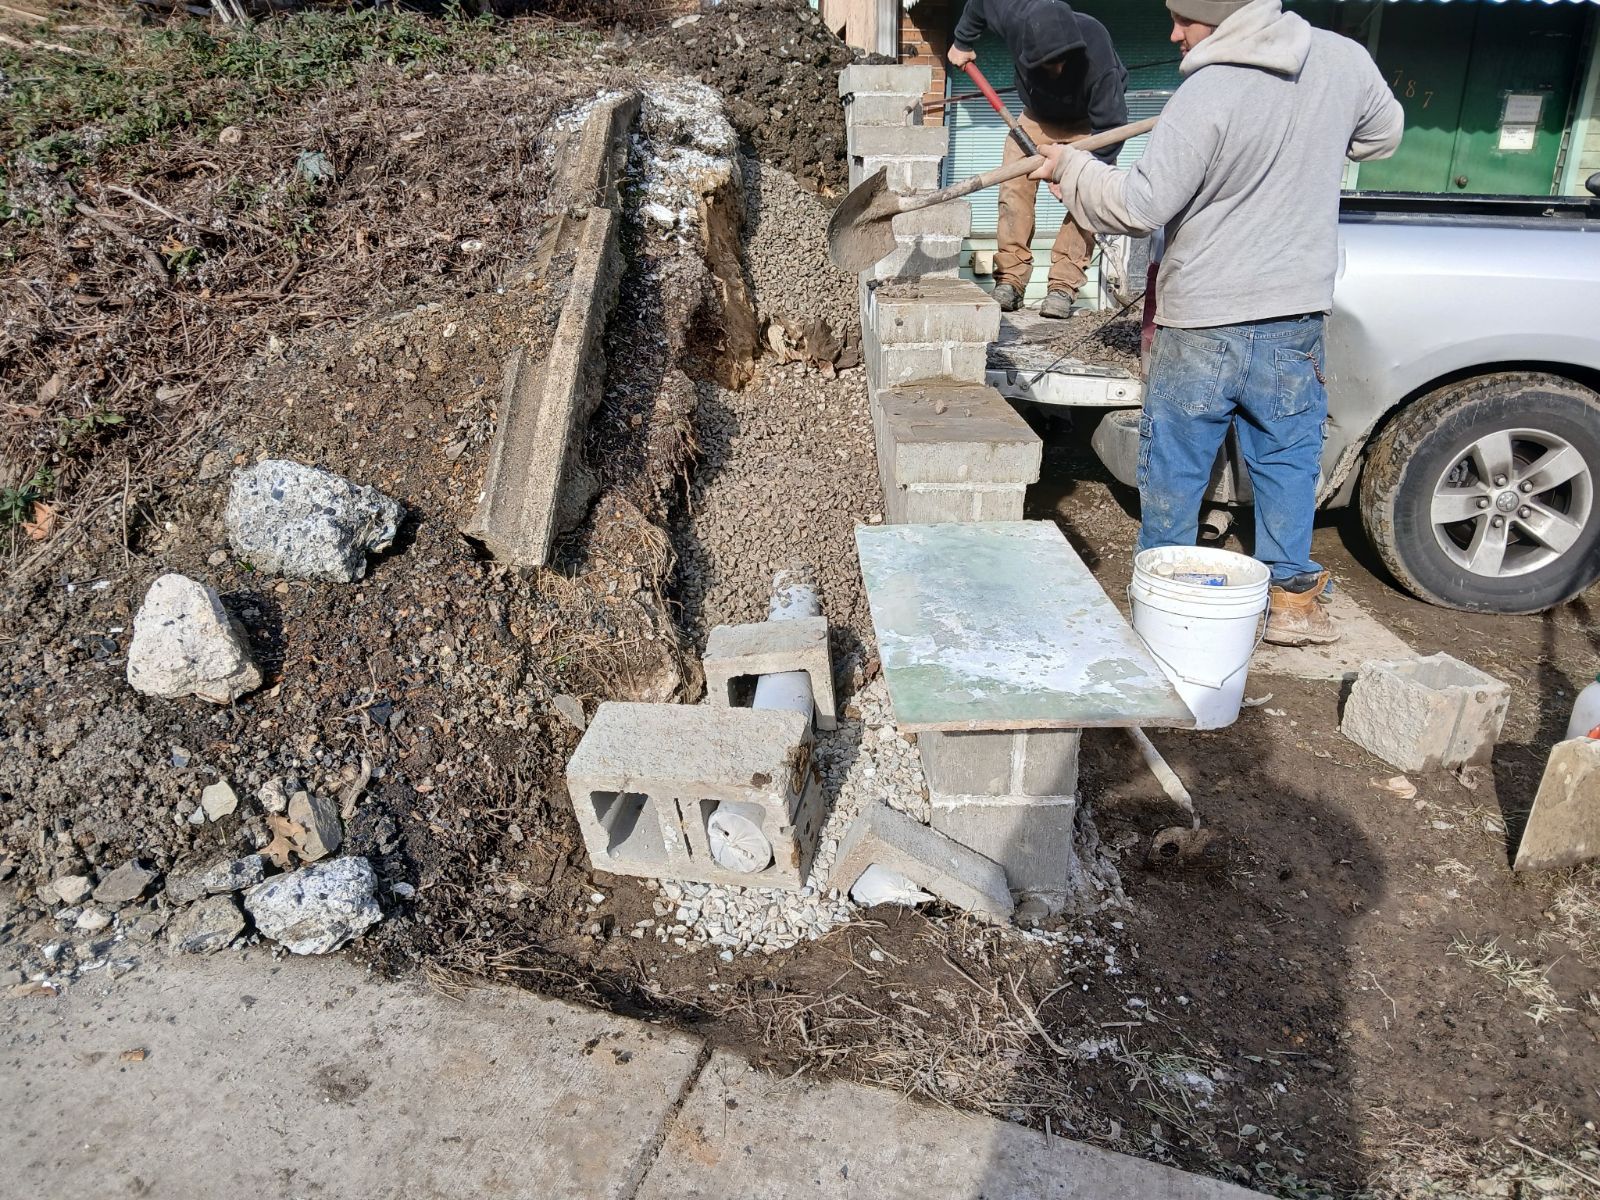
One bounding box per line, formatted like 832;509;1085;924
1129;546;1271;730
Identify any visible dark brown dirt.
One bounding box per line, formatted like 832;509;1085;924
636;0;861;196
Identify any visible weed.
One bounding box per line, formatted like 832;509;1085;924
55;408;125;453
0;469;54;531
1449;934;1574;1024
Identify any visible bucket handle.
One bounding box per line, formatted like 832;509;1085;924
1127;586;1272;691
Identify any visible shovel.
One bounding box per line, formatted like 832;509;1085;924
827;115;1156;272
959;61;1039;157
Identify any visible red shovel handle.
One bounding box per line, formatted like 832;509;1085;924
961;61;1040;157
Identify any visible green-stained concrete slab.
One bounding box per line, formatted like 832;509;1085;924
856;522;1193;732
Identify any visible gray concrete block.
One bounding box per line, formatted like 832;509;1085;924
877;383;1041;485
968;486;1029;522
704;616;837;731
853;157;942;195
873;341;990;388
838;64;934;99
872;278;999;345
1341;653;1510;773
830;802;1013;923
930;796;1077;894
848;124;949;161
891;201;972;241
897;485;1027;525
565;703;823;890
842;92;921;127
920;730;1080;799
870;235;963;283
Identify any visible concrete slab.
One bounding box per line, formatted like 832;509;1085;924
639;1049;1265;1200
856;522;1193;732
1;951;705;1200
1253;589;1413;682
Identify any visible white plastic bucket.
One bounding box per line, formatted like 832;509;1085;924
1129;546;1271;731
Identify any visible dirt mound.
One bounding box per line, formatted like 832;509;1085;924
638;0;859;195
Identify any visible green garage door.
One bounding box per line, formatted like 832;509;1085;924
1357;1;1589;195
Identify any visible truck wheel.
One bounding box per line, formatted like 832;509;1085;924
1360;373;1600;614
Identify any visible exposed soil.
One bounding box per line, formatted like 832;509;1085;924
4;10;1599;1200
637;0;860;196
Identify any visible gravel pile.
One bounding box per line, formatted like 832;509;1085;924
742;158;860;341
672;360;878;669
629;680;930;956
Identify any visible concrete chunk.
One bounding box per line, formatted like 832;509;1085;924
1341;654;1510;772
288;790;343;862
830;803;1013;923
566;703;824;890
704;617;837;731
930;796;1077;894
838;64;933;99
166;855;268;907
1514;737;1600;872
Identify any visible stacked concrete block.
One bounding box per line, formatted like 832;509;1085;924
865;277;998;389
831;802;1014;923
566;703;825;891
847;124;948;194
839;64;964;284
1341;654;1510;773
875;382;1041;524
920;729;1081;894
704;616;838;731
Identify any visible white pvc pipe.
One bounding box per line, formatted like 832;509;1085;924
753;566;820;721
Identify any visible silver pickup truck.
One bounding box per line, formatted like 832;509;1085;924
1002;180;1600;615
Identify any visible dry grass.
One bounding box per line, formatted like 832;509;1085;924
1545;865;1600;968
1448;934;1574;1025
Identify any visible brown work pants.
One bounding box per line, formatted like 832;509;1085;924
996;112;1094;297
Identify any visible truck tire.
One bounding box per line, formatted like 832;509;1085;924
1360;373;1600;614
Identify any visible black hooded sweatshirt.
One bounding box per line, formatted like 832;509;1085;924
952;0;1128;162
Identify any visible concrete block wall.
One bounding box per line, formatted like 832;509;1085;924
839;65;1077;906
920;729;1082;894
838;65;966;284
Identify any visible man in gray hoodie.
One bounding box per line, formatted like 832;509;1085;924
1031;0;1403;645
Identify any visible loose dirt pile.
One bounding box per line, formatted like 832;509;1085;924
638;0;858;195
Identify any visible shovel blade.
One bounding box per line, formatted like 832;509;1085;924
827;168;902;272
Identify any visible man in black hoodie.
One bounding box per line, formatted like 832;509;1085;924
949;0;1127;318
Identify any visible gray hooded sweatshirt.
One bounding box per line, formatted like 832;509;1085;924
1052;0;1403;328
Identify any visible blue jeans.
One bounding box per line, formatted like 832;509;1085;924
1137;315;1328;585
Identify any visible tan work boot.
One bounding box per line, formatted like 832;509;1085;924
1264;571;1339;646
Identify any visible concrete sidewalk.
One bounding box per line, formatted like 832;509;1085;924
2;952;1261;1199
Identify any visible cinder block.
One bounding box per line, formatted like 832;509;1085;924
704;616;837;732
919;730;1080;799
890;201;972;241
1341;654;1510;773
830;802;1014;923
872;278;1000;345
896;486;1022;524
968;486;1028;522
878;383;1041;485
930;796;1077;894
839;64;934;99
1514;737;1600;872
843;92;921;127
874;341;990;388
853;157;942;195
870;235;963;282
565;703;825;890
848;124;949;161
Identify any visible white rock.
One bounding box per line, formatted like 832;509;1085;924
76;908;112;933
245;857;382;955
126;574;262;704
52;875;92;906
224;460;404;583
201;781;239;821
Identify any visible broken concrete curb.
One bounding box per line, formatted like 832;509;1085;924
830;802;1014;923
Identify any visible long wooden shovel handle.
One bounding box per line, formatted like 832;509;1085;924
900;116;1158;215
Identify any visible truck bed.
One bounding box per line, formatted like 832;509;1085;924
986;309;1144;408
